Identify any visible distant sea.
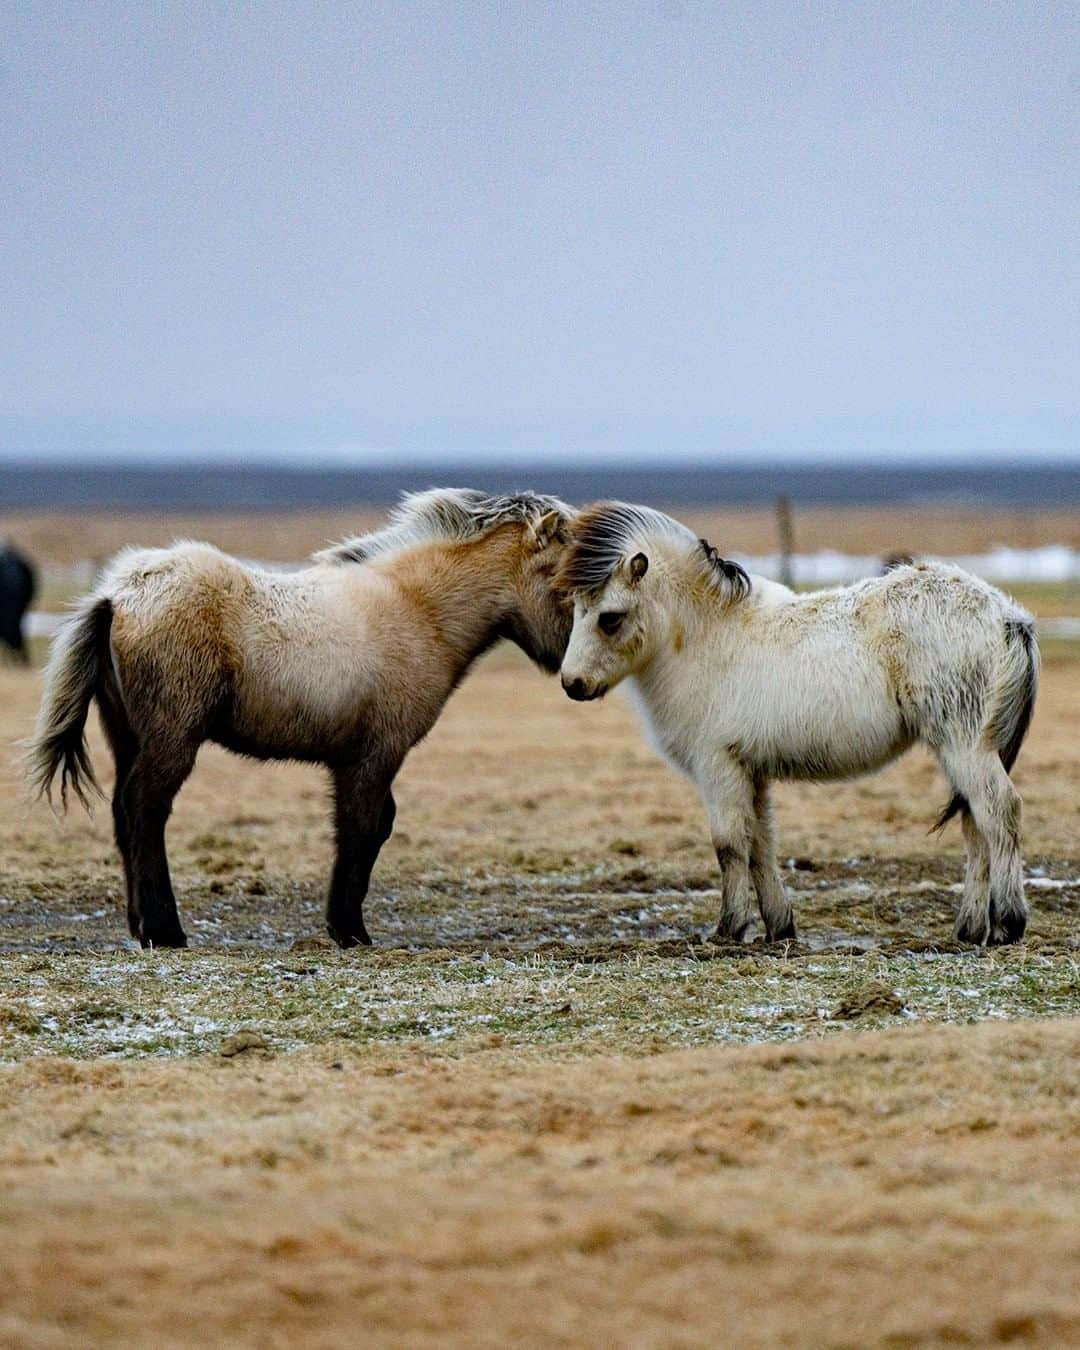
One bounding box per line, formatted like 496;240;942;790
1;460;1077;511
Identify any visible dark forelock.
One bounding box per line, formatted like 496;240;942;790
556;502;663;595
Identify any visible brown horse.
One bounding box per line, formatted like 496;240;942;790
29;489;575;949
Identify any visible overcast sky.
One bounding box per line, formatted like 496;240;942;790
1;1;1076;464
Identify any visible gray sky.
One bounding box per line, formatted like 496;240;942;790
1;1;1076;463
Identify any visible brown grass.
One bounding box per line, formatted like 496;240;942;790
1;1020;1077;1348
4;503;1078;567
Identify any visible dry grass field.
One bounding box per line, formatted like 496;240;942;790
5;501;1079;566
0;507;1077;1348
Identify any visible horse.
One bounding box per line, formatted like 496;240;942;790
28;488;576;949
556;502;1039;947
0;541;37;663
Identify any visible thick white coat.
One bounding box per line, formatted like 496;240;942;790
560;505;1037;946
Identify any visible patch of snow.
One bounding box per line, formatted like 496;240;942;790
731;545;1077;586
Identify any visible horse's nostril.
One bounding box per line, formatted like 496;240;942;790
562;676;588;701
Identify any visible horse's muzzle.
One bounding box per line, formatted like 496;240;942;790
561;676;607;701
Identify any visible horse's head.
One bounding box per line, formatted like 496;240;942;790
317;488;576;672
553;502;669;700
557;502;750;700
558;553;654;701
501;502;577;672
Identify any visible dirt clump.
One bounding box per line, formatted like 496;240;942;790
834;980;907;1019
220;1030;271;1057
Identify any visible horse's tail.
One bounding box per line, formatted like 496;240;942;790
933;612;1039;832
26;595;113;811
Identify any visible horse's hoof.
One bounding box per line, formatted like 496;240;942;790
988;910;1027;945
140;928;188;950
712;918;753;944
327;924;372;950
766;918;797;943
953;916;990;946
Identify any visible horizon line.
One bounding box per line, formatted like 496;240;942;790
1;451;1078;469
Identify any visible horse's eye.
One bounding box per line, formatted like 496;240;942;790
598;611;626;635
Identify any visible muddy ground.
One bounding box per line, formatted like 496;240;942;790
0;508;1077;1347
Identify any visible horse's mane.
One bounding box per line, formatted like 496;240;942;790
557;501;751;603
315;487;574;565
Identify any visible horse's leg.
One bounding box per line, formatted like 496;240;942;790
749;776;796;941
100;710;138;939
93;674;139;934
111;749;137;937
700;758;756;942
326;764;397;949
939;747;1026;945
980;761;1027;946
122;742;197;948
956;808;990;945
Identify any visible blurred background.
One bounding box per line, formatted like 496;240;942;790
1;0;1076;650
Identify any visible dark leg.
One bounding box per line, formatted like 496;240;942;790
326;766;397;949
97;685;139;940
112;759;137;937
122;746;196;948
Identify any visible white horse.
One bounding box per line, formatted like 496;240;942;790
557;502;1039;946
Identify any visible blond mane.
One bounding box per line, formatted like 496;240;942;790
315;487;574;565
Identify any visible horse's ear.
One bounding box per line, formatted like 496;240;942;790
699;538;750;601
629;552;649;583
529;510;567;550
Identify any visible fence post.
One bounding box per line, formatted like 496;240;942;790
776;493;795;589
